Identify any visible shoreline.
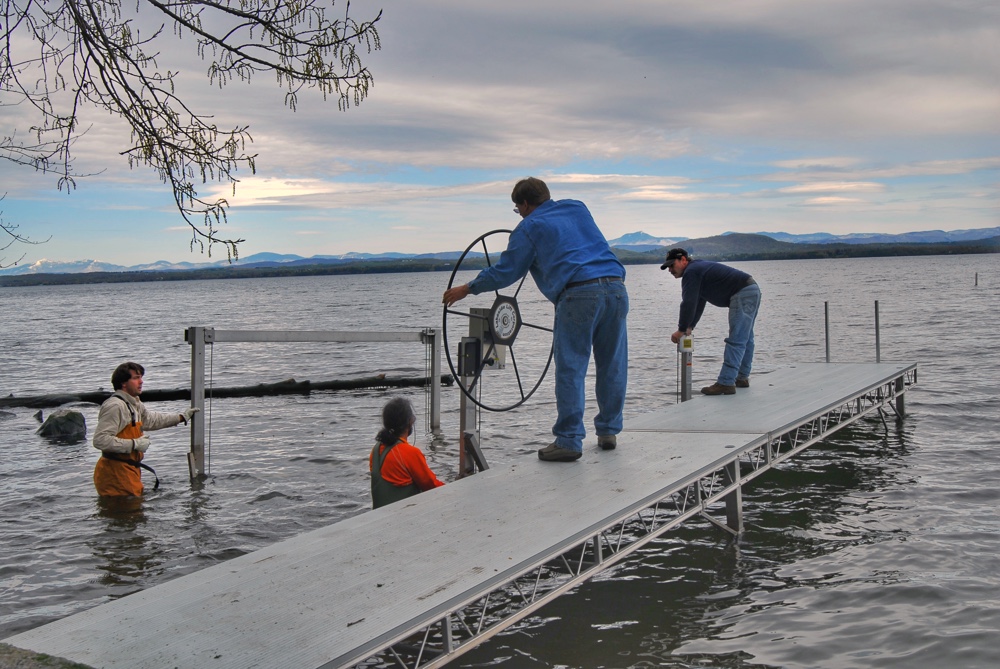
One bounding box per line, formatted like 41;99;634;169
2;235;997;288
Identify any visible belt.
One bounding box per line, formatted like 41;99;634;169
565;276;623;289
101;452;160;490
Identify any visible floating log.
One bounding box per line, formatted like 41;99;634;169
0;375;455;410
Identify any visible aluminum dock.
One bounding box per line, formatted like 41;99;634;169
4;362;917;669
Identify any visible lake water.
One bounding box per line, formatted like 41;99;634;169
1;254;999;668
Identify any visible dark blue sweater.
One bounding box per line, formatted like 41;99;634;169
677;259;752;331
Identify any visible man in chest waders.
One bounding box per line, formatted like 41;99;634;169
92;362;199;496
369;397;445;509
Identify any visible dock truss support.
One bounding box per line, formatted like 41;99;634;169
349;364;917;669
185;327;442;480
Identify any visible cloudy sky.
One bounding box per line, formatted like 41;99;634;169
2;0;997;266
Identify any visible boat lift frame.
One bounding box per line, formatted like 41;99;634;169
185;326;442;480
350;363;917;669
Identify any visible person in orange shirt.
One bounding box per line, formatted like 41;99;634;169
369;397;444;509
92;362;199;496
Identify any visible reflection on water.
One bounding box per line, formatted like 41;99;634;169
91;497;162;591
2;255;1000;667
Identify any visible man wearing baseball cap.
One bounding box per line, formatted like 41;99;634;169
661;248;761;395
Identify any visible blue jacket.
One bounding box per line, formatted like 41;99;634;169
467;199;624;303
678;259;752;331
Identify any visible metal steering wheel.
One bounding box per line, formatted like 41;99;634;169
442;229;554;412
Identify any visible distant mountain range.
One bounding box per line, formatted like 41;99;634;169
606;226;1000;252
2;226;998;276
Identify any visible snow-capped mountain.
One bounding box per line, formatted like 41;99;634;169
606;231;688;252
2;226;997;275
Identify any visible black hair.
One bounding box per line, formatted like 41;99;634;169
511;177;551;206
376;396;416;446
111;362;144;390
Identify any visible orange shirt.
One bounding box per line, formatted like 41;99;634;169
369;437;444;491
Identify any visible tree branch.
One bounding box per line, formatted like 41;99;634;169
1;0;382;260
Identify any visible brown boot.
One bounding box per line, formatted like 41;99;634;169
538;443;583;461
735;377;750;388
701;383;736;396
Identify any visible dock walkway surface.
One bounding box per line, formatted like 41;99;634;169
5;362;917;669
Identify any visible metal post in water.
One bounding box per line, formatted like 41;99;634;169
459;392;478;477
422;328;442;433
678;334;693;402
724;459;744;535
458;336;481;478
186;326;208;479
875;301;881;363
895;377;906;418
825;302;831;363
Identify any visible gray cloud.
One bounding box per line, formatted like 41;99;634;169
2;0;997;262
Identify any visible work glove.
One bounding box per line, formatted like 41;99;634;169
132;436;151;453
180;407;201;424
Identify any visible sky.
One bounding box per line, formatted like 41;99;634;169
1;0;998;266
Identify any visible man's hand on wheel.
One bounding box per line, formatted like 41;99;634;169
443;284;471;307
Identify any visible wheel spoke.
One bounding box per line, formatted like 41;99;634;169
481;239;491;263
507;346;527;400
521;319;554;334
513;274;528;300
445;308;484;321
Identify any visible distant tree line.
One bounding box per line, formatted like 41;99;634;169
1;234;997;288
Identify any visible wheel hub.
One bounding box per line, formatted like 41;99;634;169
489;296;521;346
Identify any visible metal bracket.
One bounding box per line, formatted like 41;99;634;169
463;432;489;473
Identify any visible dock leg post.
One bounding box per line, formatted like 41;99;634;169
186;326;207;480
875;301;881;363
442;616;454;653
895;377;905;418
725;460;743;535
458;379;479;478
825;301;831;363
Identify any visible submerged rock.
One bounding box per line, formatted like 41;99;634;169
36;409;87;442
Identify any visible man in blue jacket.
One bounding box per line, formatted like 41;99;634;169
443;177;628;462
662;248;761;395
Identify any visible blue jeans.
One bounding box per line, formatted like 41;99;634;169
718;283;761;386
552;279;629;452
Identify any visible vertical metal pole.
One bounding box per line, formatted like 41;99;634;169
459;384;477;477
187;327;207;479
423;328;441;433
895;377;906;417
458;330;485;477
725;459;743;534
441;616;454;653
874;300;881;363
824;302;831;363
679;338;693;402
